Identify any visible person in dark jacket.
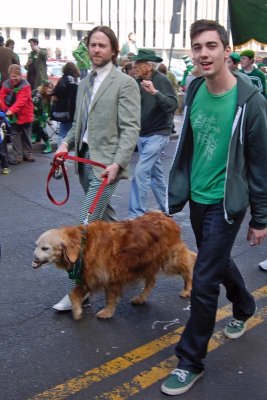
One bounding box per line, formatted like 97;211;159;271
25;38;48;90
161;19;267;396
128;49;178;218
0;35;19;86
51;62;80;147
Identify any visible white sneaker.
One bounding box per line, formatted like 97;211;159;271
259;259;267;271
52;294;72;311
52;293;90;311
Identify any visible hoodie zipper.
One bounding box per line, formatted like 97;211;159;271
223;105;244;223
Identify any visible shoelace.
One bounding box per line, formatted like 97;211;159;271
229;318;243;327
171;369;189;383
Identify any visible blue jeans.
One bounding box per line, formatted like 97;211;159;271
57;121;72;147
128;134;170;218
175;201;256;373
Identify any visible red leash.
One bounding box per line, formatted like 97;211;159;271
46;152;108;215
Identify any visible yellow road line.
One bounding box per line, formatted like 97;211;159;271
30;285;267;400
95;306;267;400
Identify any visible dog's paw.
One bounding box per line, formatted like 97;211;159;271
131;295;147;305
72;307;83;320
96;308;114;319
179;289;191;298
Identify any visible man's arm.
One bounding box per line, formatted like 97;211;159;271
141;76;178;113
110;75;140;170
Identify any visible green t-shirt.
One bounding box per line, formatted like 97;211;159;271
240;67;266;97
190;82;238;204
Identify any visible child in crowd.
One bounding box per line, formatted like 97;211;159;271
0;64;34;164
32;80;54;154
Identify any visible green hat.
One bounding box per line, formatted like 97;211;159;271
230;52;240;63
257;62;266;68
240;50;255;59
131;49;163;63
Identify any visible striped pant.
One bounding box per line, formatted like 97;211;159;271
68;144;119;291
78;144;119;223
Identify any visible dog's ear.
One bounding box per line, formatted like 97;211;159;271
60;240;80;265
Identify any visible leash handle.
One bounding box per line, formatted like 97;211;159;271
46;152;108;212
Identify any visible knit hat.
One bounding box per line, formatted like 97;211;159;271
131;49;163;62
257;62;266;68
240;50;255;59
182;55;193;68
229;52;240;63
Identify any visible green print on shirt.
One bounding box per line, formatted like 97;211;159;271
190;83;238;204
193;112;221;161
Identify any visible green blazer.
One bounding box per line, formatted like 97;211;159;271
64;65;140;179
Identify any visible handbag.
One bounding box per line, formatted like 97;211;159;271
51;100;70;122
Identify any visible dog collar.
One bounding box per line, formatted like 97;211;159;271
68;227;87;284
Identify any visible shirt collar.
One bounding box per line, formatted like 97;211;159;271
94;61;113;78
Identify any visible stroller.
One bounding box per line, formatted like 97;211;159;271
0;110;10;142
0;111;11;174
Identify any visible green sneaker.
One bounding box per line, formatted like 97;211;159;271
223;318;247;339
161;368;204;395
2;168;11;175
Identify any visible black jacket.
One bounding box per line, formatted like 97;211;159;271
52;75;79;122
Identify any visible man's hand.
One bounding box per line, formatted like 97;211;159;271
55;142;68;155
101;163;120;184
55;142;68;159
140;80;158;95
247;227;267;246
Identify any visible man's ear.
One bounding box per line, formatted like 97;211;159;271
224;45;232;60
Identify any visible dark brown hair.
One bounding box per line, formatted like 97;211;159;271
86;26;119;65
62;62;80;78
5;39;15;47
190;19;229;48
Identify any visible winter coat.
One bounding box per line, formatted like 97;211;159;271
52;74;79;122
168;73;267;229
0;47;20;84
0;78;34;124
72;42;91;71
25;49;48;90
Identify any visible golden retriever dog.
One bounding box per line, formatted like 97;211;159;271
32;212;196;320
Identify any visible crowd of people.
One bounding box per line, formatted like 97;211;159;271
0;20;267;397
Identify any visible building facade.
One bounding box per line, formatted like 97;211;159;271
0;0;266;64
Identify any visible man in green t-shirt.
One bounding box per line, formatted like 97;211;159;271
240;49;266;97
162;19;267;397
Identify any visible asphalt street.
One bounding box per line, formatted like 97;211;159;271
0;116;267;400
